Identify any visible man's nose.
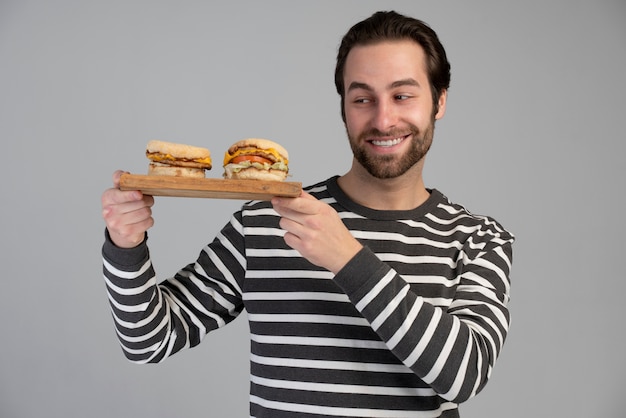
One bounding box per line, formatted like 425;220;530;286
372;99;398;132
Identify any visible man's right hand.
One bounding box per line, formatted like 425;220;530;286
101;170;155;248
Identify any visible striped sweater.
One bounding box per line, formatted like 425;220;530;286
102;176;514;417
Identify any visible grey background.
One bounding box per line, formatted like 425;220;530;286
1;1;624;417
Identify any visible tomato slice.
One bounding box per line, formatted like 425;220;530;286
231;155;273;165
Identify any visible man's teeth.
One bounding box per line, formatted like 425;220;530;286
371;137;404;147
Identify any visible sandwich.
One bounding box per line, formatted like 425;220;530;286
146;140;212;178
223;138;289;181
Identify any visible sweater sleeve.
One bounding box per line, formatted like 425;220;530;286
101;213;247;364
332;232;514;404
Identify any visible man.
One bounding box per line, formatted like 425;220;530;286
101;11;514;417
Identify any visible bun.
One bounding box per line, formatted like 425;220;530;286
147;140;212;161
148;163;206;178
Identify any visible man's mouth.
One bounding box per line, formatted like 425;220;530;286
369;135;409;147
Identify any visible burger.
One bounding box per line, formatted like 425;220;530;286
146;140;212;178
223;138;289;181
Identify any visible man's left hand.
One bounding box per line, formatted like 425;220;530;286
272;192;363;274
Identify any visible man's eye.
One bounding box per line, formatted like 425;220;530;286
354;98;371;104
395;94;410;100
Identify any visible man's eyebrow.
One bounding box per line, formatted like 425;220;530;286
390;78;420;89
347;78;421;93
347;81;372;92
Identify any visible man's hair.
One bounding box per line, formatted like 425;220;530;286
335;11;451;122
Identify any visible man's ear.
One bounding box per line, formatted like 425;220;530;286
435;89;447;120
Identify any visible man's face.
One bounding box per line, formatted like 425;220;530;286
343;40;446;179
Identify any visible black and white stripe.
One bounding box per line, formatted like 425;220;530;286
102;176;514;417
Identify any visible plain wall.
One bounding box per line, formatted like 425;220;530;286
1;1;625;417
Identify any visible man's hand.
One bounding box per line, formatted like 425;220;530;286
272;192;362;274
101;170;155;248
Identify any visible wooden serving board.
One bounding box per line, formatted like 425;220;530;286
119;173;301;200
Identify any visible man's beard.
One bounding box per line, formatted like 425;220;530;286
347;120;435;179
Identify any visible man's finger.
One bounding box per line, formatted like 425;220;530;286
112;170;127;188
272;192;319;215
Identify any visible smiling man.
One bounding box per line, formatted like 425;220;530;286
101;10;514;418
